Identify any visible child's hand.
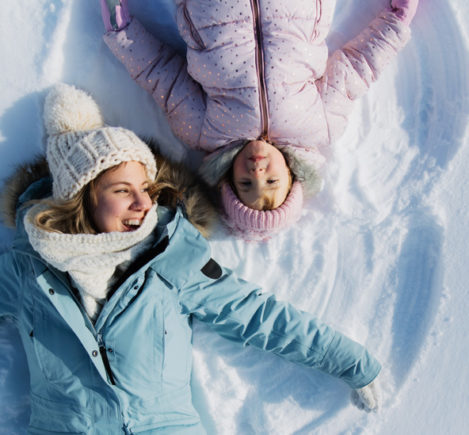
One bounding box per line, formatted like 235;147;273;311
100;0;130;32
390;0;419;25
351;380;380;412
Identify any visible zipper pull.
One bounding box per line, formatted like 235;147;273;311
97;332;116;385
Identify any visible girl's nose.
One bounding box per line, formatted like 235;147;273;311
250;166;265;177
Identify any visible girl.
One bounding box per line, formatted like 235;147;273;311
0;83;380;433
100;0;419;240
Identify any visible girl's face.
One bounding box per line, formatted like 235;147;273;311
91;161;153;233
232;140;291;210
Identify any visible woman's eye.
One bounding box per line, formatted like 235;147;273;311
267;179;278;184
240;181;251;186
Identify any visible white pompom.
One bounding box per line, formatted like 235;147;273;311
43;83;104;135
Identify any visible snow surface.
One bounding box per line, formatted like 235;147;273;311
1;0;469;433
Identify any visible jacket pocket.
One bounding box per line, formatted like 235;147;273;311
102;280;165;398
29;392;89;434
160;292;193;387
31;299;97;387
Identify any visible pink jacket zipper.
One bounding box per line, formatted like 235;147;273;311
250;0;269;140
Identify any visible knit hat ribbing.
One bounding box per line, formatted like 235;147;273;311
44;83;157;200
221;181;304;241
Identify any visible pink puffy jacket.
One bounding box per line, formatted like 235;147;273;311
104;0;410;168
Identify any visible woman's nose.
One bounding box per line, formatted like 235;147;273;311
131;192;151;210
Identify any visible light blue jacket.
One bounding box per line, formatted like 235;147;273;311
0;178;380;434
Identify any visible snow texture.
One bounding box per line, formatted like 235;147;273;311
1;0;469;434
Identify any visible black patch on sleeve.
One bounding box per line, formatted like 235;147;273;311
201;258;222;279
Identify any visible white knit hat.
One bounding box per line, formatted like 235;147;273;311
43;83;157;200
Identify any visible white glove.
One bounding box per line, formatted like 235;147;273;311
351;380;379;412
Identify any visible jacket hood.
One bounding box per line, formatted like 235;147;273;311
198;141;323;198
0;156;50;229
0;140;216;238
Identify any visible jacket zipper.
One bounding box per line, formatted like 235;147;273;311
61;277;117;385
250;0;269;139
41;266;125;423
183;5;205;49
98;333;116;385
313;0;322;39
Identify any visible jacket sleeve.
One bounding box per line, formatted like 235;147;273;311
317;8;411;143
177;258;381;389
103;18;206;149
0;252;22;319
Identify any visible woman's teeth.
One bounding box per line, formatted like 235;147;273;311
124;219;141;227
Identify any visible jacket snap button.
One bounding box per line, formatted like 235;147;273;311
49;289;55;295
92;350;98;357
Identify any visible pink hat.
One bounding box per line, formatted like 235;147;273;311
221;181;304;241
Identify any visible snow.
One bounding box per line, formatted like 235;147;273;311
1;0;469;433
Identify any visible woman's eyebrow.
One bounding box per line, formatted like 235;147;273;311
107;180;149;187
105;181;132;187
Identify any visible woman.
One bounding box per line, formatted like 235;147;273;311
0;84;379;434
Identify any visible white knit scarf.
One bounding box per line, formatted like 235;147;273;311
24;203;158;323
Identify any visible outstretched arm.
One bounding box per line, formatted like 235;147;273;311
100;0;206;149
317;0;419;143
180;256;381;409
154;218;381;409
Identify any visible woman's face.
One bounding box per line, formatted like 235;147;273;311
91;161;152;233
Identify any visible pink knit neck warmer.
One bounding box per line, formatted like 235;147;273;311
221;181;303;241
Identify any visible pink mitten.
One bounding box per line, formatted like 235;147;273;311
391;0;419;25
100;0;130;32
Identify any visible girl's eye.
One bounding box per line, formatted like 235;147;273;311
267;179;278;184
239;181;251;186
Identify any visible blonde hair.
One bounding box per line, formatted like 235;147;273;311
34;185;97;234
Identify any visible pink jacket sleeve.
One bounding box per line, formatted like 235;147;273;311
104;18;206;149
317;9;411;143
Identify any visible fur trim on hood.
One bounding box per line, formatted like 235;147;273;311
198;141;323;197
1;156;50;229
0;139;216;238
198;140;246;187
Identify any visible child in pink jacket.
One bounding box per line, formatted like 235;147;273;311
100;0;419;241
